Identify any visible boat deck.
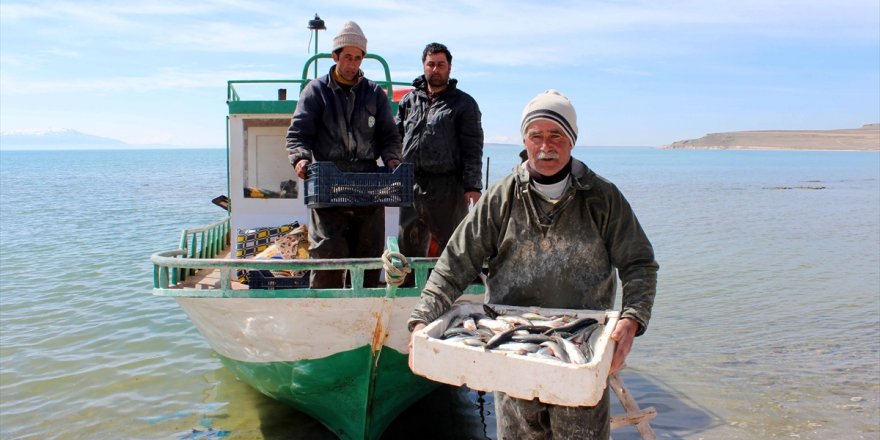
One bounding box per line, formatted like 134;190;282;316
177;249;248;290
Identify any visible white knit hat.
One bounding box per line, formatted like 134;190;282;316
332;21;367;54
520;89;578;145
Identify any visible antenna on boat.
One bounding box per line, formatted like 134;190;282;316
308;14;326;79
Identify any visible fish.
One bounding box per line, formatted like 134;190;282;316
462;315;478;332
493;342;542;355
511;333;553;344
498;315;534;326
444;335;486;347
539;340;570;363
553;335;588;365
525;347;560;361
442;327;479;339
545;317;598;335
484;328;518;350
477;318;515;333
482;304;502;319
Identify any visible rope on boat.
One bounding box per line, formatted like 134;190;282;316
381;250;411;287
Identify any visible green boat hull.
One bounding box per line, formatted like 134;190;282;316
220;343;437;439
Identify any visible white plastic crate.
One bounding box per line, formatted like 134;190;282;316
411;302;620;407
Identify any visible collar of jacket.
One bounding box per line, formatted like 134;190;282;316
411;75;459;97
513;159;595;231
327;65;364;90
514;158;595;192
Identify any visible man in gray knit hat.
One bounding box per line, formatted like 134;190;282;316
286;20;402;288
407;90;659;439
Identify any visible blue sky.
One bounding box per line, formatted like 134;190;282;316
1;0;878;147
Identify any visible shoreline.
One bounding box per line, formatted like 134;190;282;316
664;124;880;151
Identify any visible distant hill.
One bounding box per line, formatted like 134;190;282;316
0;129;218;150
664;124;880;151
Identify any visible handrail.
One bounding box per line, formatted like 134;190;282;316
226;54;411;108
151;248;438;289
299;53;411;97
150;221;439;291
156;217;229;287
227;79;306;102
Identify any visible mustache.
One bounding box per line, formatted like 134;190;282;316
535;151;560;160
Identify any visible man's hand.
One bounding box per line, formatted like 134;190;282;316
609;317;639;373
465;191;481;207
294;159;310;180
407;322;427;371
386;159;401;171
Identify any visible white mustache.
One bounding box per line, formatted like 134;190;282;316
536;151;560;160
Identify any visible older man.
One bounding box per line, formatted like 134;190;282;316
408;90;659;439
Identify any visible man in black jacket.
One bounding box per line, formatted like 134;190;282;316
396;42;484;265
286;21;402;288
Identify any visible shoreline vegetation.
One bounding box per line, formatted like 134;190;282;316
664;123;880;151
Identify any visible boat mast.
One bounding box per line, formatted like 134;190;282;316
308;14;326;79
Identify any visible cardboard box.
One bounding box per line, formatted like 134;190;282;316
411;302;619;407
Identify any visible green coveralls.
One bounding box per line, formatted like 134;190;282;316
409;159;659;439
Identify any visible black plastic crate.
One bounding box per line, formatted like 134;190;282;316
247;270;309;289
304;162;414;208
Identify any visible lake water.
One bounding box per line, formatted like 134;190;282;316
1;146;878;439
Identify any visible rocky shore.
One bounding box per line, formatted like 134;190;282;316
664;124;879;151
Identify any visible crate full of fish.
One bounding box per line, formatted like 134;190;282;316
304;162;414;208
410;302;620;407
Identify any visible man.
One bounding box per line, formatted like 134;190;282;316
408;90;659;439
396;42;484;263
285;21;402;288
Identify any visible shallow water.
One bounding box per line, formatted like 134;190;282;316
1;147;878;439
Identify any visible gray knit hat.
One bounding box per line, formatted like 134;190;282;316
520;89;578;145
332;21;367;54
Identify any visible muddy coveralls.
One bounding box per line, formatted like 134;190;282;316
286;65;403;288
395;76;484;258
409;159;659;440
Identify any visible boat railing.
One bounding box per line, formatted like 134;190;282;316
226;53;411;115
157;217;230;286
151;229;483;298
299;53;411;99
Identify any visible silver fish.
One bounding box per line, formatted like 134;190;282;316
444;335;485;347
493;342;542;355
539;340;570;363
553;335;587;365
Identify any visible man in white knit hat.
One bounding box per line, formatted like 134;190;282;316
286;20;402;288
408;90;659;439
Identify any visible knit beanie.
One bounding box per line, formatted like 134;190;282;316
332;21;367;54
520;89;578;145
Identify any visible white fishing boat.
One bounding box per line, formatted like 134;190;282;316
150;17;484;439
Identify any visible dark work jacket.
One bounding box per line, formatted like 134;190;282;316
409;159;659;335
286;65;402;172
396;76;484;191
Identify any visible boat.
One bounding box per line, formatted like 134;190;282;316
149;18;485;440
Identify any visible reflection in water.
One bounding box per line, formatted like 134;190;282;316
206;360;724;440
383;385;495;440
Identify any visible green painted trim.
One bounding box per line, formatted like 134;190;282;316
219;346;436;440
228;100;297;115
152;283;484;299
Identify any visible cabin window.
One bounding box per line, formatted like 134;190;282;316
243;124;299;199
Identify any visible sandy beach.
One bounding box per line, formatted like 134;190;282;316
664;123;879;151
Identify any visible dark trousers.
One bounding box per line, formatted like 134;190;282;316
398;174;469;258
494;388;610;440
308;205;384;288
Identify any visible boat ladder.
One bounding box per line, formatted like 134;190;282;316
609;370;657;439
